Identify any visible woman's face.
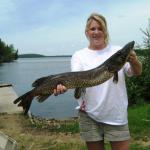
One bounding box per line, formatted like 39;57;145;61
86;19;105;50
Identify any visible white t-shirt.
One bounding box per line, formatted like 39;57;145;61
71;44;133;125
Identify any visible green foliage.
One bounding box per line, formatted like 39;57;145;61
0;38;18;63
128;103;150;136
128;103;150;150
140;25;150;49
126;20;150;104
131;144;150;150
126;49;150;104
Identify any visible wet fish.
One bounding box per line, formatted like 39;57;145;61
13;41;135;114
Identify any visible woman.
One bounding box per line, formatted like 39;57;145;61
54;13;142;150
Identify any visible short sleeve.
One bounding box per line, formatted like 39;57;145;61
71;52;83;72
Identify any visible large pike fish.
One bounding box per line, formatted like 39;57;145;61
14;41;135;114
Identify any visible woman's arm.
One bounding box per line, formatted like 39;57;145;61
128;50;142;76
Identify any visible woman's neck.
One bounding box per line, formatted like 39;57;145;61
88;43;106;50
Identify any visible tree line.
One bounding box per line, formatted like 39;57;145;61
126;20;150;104
0;38;18;63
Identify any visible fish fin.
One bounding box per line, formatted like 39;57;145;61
13;91;34;115
113;72;118;83
74;88;86;99
32;75;54;87
74;88;82;99
36;95;51;103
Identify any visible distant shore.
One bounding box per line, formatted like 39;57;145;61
19;54;71;58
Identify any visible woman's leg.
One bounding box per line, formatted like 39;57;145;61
110;140;130;150
86;140;105;150
79;111;105;149
104;123;130;150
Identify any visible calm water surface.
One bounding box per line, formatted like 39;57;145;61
0;57;78;119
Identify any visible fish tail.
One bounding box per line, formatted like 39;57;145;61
13;91;34;115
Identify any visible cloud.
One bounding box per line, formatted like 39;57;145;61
0;0;150;55
0;0;16;22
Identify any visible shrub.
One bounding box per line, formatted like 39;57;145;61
126;49;150;105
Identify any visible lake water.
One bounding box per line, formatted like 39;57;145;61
0;57;78;119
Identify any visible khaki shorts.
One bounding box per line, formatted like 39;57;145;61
79;111;130;142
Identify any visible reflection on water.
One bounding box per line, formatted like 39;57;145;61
0;57;78;119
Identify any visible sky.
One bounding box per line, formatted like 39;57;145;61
0;0;150;56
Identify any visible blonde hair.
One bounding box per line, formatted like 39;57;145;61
85;13;109;45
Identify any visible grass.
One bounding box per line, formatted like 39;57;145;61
128;102;150;150
128;102;150;138
0;103;150;150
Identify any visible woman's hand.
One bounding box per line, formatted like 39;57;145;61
53;84;67;96
128;50;142;75
128;50;138;64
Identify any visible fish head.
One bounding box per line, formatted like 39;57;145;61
119;41;135;58
108;41;135;72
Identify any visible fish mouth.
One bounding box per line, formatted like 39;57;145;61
130;41;135;48
120;41;135;62
126;41;135;51
122;41;135;54
127;41;135;50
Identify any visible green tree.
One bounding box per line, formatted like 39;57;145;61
0;38;18;63
126;19;150;104
140;18;150;49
